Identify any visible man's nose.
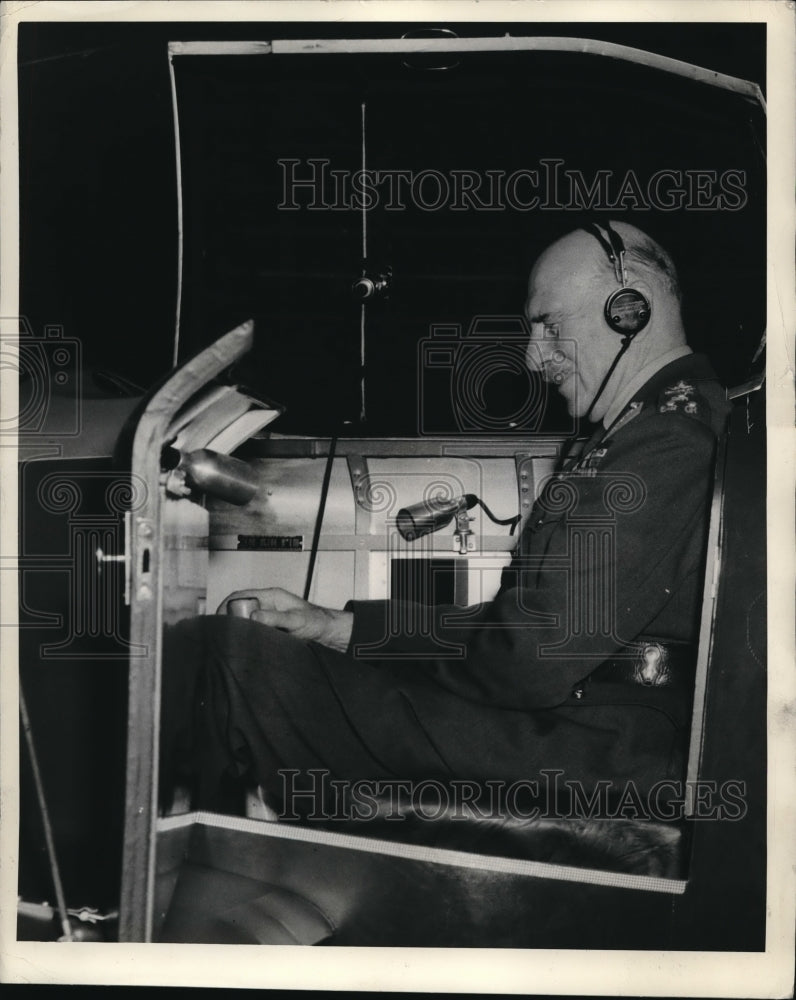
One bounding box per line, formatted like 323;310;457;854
526;341;566;382
525;334;549;373
525;340;543;373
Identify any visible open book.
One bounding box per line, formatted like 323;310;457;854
167;384;283;455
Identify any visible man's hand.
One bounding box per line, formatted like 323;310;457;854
216;587;354;653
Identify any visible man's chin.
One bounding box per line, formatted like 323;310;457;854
561;384;592;420
562;393;581;418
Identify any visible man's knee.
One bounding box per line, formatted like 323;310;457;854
163;614;331;711
202;613;311;661
165;613;295;659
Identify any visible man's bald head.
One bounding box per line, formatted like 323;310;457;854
525;222;687;421
530;222;681;313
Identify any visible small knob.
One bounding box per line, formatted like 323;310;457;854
352;277;378;300
352;267;392;301
227;598;260;619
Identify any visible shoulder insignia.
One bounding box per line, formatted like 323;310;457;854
657;379;706;419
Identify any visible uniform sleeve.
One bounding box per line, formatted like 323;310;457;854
346;411;717;710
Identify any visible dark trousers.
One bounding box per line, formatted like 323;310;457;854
160;615;453;814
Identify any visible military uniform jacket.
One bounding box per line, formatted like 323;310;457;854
346;354;730;724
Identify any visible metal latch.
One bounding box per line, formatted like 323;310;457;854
95;511;132;605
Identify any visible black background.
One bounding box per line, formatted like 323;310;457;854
19;20;765;435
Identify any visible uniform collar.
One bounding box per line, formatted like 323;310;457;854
602;346;693;429
568;352;721;461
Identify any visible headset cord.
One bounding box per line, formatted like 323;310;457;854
302;435;338;602
581;334;634;426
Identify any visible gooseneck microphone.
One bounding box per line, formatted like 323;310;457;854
396;493;520;543
396;494;478;542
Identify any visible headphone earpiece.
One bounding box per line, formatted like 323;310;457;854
604;286;650;336
584;222;651;338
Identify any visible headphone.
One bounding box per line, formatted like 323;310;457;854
583;221;651;339
577;221;651;423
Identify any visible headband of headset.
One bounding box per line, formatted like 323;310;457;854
583;221;651;338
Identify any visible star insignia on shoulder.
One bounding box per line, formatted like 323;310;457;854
658;379;705;418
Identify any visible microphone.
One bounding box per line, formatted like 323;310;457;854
396;494;477;542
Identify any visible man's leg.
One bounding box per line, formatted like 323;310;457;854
159;614;446;816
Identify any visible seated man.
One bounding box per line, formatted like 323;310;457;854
161;221;729;823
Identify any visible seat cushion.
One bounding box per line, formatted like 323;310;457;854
309;784;688;880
